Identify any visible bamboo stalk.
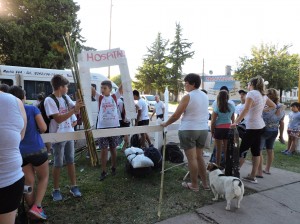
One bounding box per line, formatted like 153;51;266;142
157;131;167;219
63;33;98;166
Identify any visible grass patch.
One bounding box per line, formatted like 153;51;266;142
42;150;254;224
270;141;300;173
244;140;300;173
39;140;300;223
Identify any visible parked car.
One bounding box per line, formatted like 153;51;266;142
141;94;156;112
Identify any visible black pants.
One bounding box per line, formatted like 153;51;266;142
240;129;264;158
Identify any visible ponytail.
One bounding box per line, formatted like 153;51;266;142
249;76;265;96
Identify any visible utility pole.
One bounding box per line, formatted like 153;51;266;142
298;66;300;103
108;0;113;79
202;58;205;89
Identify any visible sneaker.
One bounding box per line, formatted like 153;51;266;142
70;186;82;197
203;152;211;157
284;151;293;156
99;171;108;181
242;175;258;184
281;149;288;153
111;167;116;176
29;205;47;220
52;189;63;201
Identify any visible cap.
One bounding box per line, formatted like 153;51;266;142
238;89;247;94
220;86;229;92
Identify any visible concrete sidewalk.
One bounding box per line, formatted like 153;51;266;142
157;159;300;224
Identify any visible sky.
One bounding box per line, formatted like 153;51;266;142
75;0;300;78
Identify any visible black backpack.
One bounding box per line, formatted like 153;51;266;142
162;142;184;163
38;94;69;133
130;134;141;148
144;146;162;169
225;129;240;178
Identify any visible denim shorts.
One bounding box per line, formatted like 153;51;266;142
178;130;208;150
52;141;74;167
260;130;278;150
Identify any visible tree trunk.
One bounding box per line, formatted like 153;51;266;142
279;88;283;103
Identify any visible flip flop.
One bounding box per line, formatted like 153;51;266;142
256;175;264;178
203;186;211;191
182;182;199;192
263;170;271;175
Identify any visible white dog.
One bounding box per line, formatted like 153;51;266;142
207;163;244;210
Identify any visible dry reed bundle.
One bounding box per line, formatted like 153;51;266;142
63;33;98;166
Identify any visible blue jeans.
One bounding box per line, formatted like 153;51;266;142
52;141;74;167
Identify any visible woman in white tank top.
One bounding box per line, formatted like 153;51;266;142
0;91;27;223
162;73;210;192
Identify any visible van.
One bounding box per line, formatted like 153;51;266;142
140;94;156;111
0;65;118;126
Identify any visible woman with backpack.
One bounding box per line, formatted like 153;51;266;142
9;86;49;220
161;73;210;192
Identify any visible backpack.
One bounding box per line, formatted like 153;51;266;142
98;94;118;111
144;146;162;169
130;134;141;148
225;128;240;178
125;147;153;177
162;142;184;163
38;94;69;133
209;146;226;168
237;123;246;139
125;161;152;177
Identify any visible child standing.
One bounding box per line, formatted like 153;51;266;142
44;75;84;201
9;86;49;220
92;81;122;181
211;90;235;167
282;102;300;155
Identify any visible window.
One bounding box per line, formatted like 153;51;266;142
0;79;13;86
145;95;155;101
24;81;76;100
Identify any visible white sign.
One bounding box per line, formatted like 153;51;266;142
78;48;137;126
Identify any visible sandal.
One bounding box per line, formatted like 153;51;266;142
203;186;211;191
263;170;271;175
256;175;264;178
182;182;199;192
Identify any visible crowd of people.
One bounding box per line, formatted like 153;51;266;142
0;72;297;223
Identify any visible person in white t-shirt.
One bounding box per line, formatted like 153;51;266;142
235;89;247;121
92;81;122;181
231;76;276;184
133;90;152;148
150;95;165;121
44;75;84;201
